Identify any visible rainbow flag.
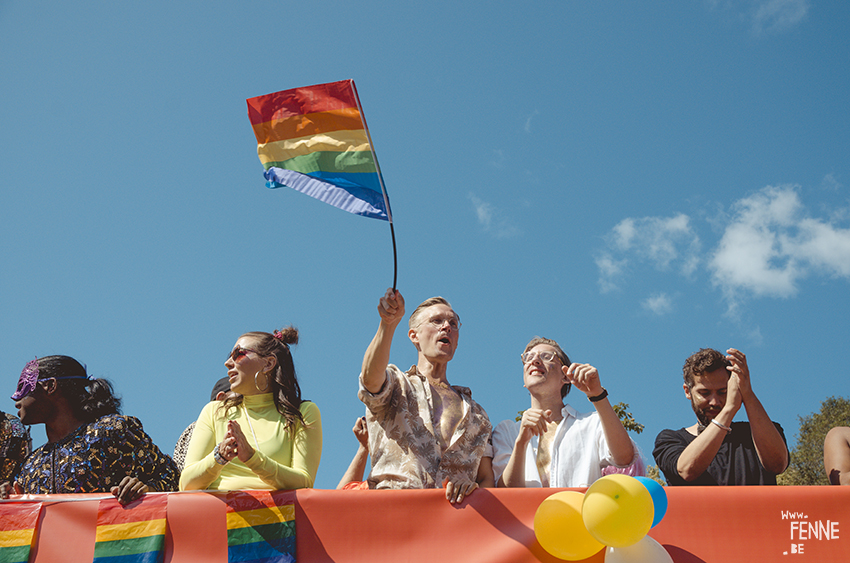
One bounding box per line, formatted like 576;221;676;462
246;80;392;221
0;502;42;563
93;495;167;563
225;490;296;563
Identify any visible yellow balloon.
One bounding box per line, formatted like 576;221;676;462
533;491;605;561
581;474;653;547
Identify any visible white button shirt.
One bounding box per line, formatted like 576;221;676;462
491;404;641;488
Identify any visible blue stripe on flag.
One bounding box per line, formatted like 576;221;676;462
227;536;296;562
264;167;389;221
92;550;164;563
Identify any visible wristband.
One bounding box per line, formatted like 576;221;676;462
213;445;229;465
710;419;732;433
589;388;608;403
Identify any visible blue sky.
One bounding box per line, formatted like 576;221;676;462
1;0;847;489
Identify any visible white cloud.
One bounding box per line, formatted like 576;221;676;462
606;213;701;272
595;253;627;293
706;0;809;34
597;184;850;316
752;0;809;34
642;293;674;316
709;185;850;306
524;110;539;134
468;193;521;239
597;212;700;296
821;173;842;192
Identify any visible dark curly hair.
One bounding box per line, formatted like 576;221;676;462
220;326;306;430
683;348;730;389
37;355;121;421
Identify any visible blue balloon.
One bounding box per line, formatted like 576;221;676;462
635;476;667;528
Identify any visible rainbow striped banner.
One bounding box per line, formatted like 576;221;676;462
225;490;296;563
0;502;42;563
93;495;167;563
246;80;392;221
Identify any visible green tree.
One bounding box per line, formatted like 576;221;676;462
645;464;665;486
779;396;850;486
612;402;644;434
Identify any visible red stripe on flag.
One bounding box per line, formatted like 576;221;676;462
247;80;358;125
96;494;168;525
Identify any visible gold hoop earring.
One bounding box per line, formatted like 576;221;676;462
254;371;270;393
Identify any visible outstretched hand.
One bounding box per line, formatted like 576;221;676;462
0;481;22;499
442;477;478;504
110;476;149;505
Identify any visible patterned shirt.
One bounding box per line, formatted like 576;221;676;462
358;365;492;489
173;422;195;472
0;411;31;483
17;413;179;494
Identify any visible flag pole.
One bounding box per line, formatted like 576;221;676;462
350;80;397;290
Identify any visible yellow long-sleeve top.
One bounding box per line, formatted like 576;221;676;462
179;393;322;491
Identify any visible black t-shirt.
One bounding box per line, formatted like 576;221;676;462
653;421;787;485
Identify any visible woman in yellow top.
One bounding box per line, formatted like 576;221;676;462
180;326;322;490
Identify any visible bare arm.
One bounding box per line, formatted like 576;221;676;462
336;417;370;489
824;427;850;485
498;408;551;487
361;289;405;394
567;364;635;467
730;349;788;475
476;455;495;488
676;374;741;481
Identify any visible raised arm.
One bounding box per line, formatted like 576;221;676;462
675;369;741;481
567;363;635;467
361;289;405;393
824;426;850;485
729;349;788;475
337;416;370;489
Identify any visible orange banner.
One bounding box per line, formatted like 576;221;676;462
1;487;846;563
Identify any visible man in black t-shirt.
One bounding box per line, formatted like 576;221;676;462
653;348;788;485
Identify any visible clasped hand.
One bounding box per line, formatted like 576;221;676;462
218;420;254;463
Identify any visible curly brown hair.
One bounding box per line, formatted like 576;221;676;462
682;348;730;389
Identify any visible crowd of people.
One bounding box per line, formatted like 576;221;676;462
1;288;847;505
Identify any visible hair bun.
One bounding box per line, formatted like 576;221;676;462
272;326;299;346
